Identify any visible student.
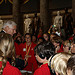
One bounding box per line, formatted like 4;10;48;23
32;34;37;44
49;53;71;75
67;55;75;75
37;37;44;44
43;33;50;42
51;36;63;53
34;41;55;75
19;33;38;72
71;40;75;54
63;40;71;53
0;33;21;75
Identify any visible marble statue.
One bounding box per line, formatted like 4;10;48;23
53;11;62;30
24;15;32;33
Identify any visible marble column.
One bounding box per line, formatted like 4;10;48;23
40;0;49;33
72;0;75;26
13;0;24;34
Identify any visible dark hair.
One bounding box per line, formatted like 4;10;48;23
31;34;37;42
25;33;31;37
43;32;50;41
52;36;62;47
67;55;75;75
15;36;22;44
34;41;55;60
38;37;45;41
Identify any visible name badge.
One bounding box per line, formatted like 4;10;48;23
31;48;33;50
23;48;26;51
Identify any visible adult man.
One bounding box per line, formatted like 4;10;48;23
2;20;17;36
19;33;38;73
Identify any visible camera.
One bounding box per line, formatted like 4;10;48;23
52;25;56;27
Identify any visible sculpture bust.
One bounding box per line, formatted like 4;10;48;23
53;11;62;30
24;15;32;33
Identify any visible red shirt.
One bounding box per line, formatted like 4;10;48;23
19;42;38;72
68;34;75;40
14;42;21;55
57;44;64;53
37;34;42;39
68;36;73;40
0;61;22;75
34;63;51;75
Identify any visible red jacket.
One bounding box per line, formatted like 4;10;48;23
0;61;22;75
19;42;38;72
68;36;73;40
14;42;21;55
34;63;51;75
57;44;64;53
37;34;42;39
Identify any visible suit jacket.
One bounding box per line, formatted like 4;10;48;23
0;30;6;33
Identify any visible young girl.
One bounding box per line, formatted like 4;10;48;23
0;33;22;75
43;33;50;42
48;53;71;75
63;40;71;53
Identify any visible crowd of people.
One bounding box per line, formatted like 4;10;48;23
0;20;75;75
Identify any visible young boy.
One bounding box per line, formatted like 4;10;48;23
34;41;55;75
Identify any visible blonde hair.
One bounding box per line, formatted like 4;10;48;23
0;33;15;75
49;53;71;75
